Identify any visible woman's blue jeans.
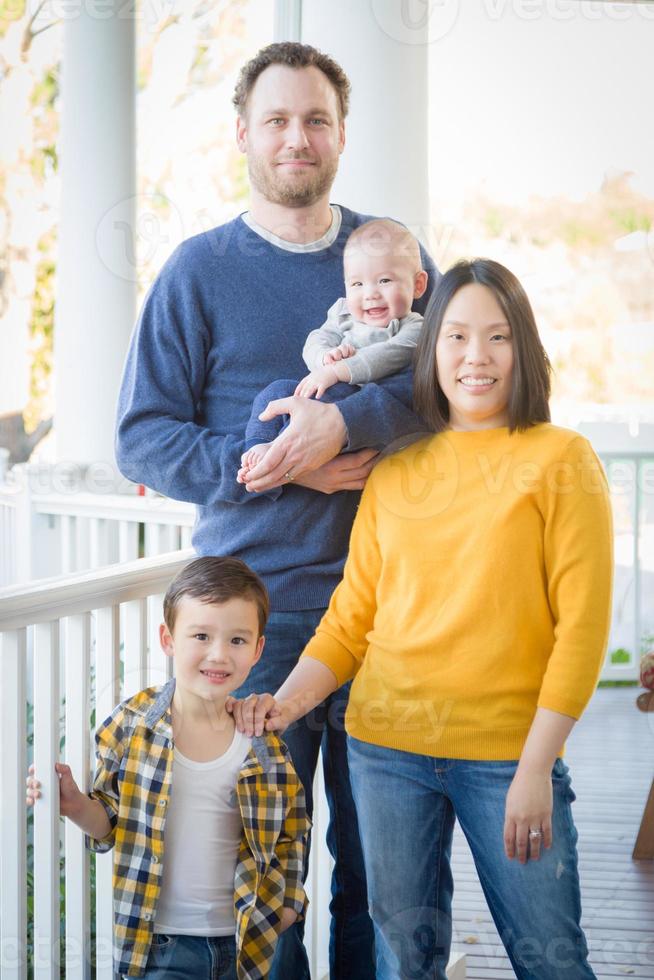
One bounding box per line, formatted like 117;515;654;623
348;737;596;980
233;610;375;980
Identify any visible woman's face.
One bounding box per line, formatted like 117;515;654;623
435;282;514;431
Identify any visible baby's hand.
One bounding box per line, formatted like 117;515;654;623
294;366;339;399
238;443;270;483
26;763;85;818
323;342;355;365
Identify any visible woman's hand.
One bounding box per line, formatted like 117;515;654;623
503;768;553;863
225;693;293;737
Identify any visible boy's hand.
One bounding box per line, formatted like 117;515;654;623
26;763;85;818
226;693;293;737
323;342;355;364
294;366;341;400
279;907;298;933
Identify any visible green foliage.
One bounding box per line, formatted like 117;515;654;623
610;647;632;665
25;229;56;431
610;207;651;235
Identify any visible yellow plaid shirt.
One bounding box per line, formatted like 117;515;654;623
86;679;309;979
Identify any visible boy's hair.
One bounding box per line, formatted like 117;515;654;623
232;41;351;120
163;556;269;636
345;219;423;273
413;258;552;434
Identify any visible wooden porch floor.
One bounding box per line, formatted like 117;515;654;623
451;687;654;978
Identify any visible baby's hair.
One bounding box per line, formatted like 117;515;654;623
163;556;269;636
345;219;423;273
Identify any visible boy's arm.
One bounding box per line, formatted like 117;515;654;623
84;716;125;852
343;315;423;385
26;762;111;841
276;760;311;920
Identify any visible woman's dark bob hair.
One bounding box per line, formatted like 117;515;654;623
414;258;552;433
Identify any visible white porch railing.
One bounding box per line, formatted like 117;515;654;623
0;465;194;587
0;552;467;980
1;446;652;682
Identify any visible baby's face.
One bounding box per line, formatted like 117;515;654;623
344;246;420;327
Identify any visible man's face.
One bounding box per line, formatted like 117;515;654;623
236;64;345;209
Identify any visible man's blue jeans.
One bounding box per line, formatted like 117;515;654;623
233;610;375;980
348;737;596;980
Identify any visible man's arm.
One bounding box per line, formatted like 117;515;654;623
115;247;282;506
242;368;428;492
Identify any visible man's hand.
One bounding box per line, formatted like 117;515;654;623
295;449;378;493
241;398;348;492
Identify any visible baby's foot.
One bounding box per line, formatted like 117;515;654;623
238;443;271;482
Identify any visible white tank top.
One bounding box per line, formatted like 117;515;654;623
154;728;252;935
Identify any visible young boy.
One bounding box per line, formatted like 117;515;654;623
27;557;309;980
238;218;429;481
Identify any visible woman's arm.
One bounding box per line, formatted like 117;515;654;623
505;437;613;864
503;707;576;864
230;657;339;737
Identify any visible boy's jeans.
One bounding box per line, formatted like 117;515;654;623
233;609;375;980
348;737;596;980
138;934;236;979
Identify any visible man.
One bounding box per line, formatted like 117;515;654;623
116;41;437;980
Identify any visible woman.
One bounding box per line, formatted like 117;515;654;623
232;259;613;979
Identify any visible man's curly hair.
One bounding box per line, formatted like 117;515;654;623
232;41;351;120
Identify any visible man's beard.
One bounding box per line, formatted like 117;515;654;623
247;152;339;209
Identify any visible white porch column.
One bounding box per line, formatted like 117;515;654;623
54;4;136;468
300;0;430;237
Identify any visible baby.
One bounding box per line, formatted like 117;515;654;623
239;218;428;479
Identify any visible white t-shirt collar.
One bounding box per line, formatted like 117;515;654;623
241;205;342;253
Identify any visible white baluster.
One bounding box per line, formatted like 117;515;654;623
147;593;170;688
118;520;139;563
94;606;120;980
0;628;28;979
61;515;75;575
64;614;91;979
123;598;147;698
33;621;61;979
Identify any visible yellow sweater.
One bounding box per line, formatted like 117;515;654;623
302;424;613;760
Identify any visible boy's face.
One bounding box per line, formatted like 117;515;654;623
344;246;426;328
160;596;264;703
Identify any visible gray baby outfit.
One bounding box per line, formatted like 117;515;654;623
302;297;423;385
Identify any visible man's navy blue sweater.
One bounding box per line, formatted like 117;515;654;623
116;207;437;610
